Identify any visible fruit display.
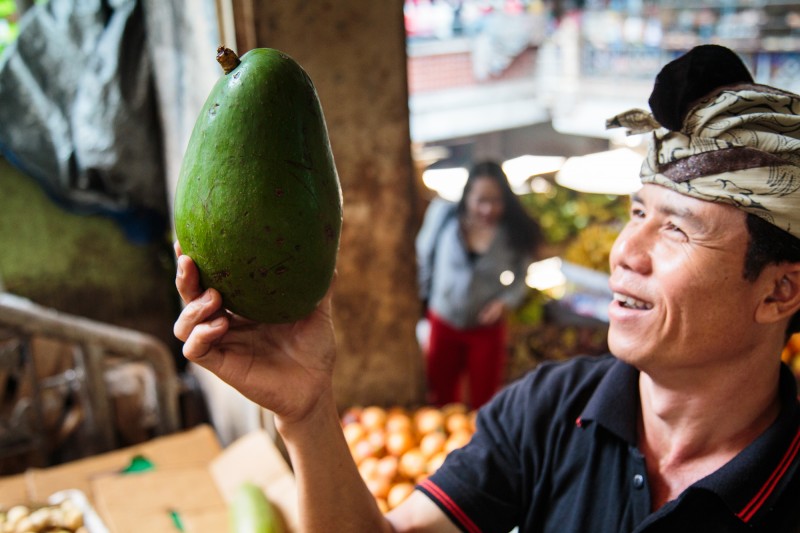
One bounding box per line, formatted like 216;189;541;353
341;404;476;513
782;333;800;380
506;318;610;382
174;46;342;323
0;500;86;533
520;186;629;247
562;221;621;274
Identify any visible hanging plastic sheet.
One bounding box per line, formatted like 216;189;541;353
0;0;166;243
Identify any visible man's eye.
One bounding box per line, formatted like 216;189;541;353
631;207;645;218
666;222;685;235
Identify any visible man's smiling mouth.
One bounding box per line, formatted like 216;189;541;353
613;292;653;310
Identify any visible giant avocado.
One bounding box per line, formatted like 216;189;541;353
174;47;342;323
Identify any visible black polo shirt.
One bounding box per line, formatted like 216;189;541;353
418;354;800;533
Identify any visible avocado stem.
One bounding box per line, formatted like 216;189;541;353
216;46;241;74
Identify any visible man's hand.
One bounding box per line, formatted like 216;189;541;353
172;242;337;424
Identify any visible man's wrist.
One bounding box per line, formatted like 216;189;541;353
275;388;339;441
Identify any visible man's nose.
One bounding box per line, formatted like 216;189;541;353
610;224;652;274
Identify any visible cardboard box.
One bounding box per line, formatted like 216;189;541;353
0;424;298;533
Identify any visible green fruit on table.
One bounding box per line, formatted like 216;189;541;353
174;46;342;323
229;481;284;533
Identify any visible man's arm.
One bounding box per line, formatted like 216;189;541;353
387;492;462;532
173;247;455;532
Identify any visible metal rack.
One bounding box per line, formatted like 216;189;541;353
0;292;181;467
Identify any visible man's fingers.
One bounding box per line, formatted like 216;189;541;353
176;254;203;305
182;315;229;362
174;288;224;341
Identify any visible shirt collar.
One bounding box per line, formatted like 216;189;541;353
578;358;640;444
579;358;800;523
693;364;800;522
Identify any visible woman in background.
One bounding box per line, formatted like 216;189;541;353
416;160;542;409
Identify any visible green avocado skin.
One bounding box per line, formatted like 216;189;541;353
174;48;342;323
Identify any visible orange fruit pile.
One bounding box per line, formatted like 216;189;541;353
341;403;476;513
782;333;800;378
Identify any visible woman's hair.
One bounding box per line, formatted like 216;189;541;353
744;213;800;337
457;160;543;256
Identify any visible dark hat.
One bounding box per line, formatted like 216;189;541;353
648;44;754;131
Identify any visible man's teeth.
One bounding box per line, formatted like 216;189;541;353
613;292;653;310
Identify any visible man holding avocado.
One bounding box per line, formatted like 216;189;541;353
174;45;800;532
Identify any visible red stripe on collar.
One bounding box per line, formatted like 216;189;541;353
736;426;800;522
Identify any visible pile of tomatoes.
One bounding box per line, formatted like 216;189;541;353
341;403;476;513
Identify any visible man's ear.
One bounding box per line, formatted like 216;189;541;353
756;264;800;324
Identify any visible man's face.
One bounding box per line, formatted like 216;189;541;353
607;184;763;377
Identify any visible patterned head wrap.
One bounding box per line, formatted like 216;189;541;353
607;46;800;239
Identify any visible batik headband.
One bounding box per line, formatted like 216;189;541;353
608;82;800;240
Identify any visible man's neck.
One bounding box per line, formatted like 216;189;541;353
637;360;782;510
